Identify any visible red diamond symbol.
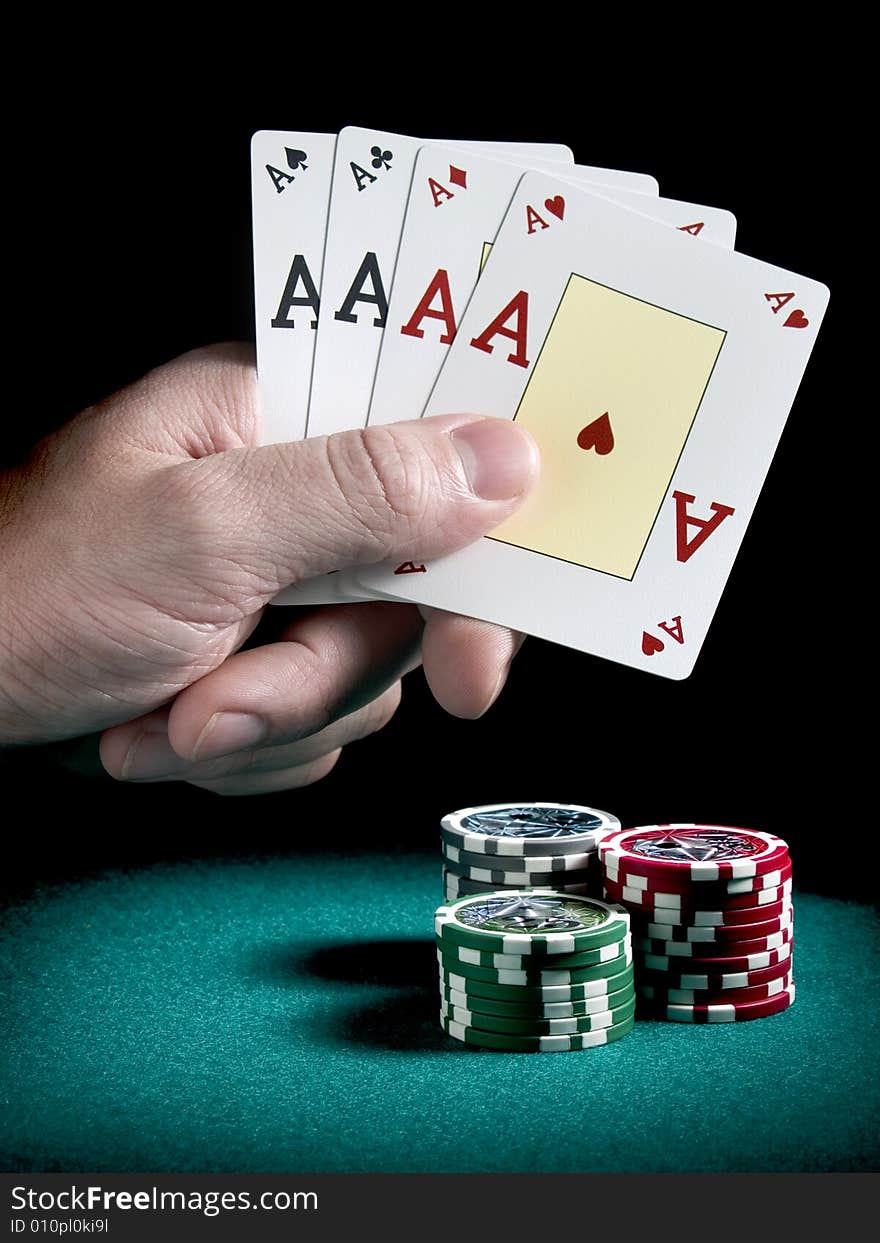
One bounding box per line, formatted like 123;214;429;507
449;165;467;188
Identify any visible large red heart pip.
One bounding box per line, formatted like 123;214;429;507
783;309;809;328
577;412;614;455
641;632;664;656
544;195;565;220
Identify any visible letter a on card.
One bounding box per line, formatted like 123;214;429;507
400;270;457;343
672;492;736;563
470;292;530;368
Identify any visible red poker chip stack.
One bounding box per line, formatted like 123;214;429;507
599;825;795;1022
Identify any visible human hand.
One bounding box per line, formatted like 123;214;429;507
0;345;538;794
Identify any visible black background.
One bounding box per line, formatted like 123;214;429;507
1;36;861;901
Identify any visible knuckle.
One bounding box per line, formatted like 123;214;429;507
154;342;256;399
323;426;439;558
133;460;261;616
122;343;259;453
183;344;259;441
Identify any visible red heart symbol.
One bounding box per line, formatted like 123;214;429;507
544;195;565;220
642;631;664;656
577;412;614;455
783;309;808;328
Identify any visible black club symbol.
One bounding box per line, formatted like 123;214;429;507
370;145;393;170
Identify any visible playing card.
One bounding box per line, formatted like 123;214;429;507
273;139;661;608
275;572;364;607
303;127;581;442
251;130;336;444
307;154;733;606
367;145;735;428
350;171;829;678
272;130;579;607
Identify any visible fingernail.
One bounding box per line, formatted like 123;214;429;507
192;712;267;761
450;419;539;501
121;731;190;781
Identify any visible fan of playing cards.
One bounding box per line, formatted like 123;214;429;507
251;127;828;680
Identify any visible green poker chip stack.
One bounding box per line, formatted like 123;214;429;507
435;889;637;1052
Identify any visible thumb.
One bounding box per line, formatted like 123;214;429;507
169;412;540;595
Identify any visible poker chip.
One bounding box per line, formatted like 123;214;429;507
638;956;792;992
638;983;796;1023
443;861;596;887
435;892;631;955
443;869;591;902
436;945;632;987
439;935;632;974
625;895;792;927
441;961;635;1003
603;873;792;911
599;825;791;883
439;804;611;905
443;871;494;900
634;926;793;958
440;993;636;1035
600;825;796;1019
443;844;598;873
642;940;792;975
435;873;636;1049
440;803;620;856
638;972;793;1005
630;907;793;942
603;859;793;897
440;1011;636;1052
440;979;637;1019
433;813;797;1038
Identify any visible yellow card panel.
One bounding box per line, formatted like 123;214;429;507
491;275;725;579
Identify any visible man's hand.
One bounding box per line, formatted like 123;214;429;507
0;345;538;794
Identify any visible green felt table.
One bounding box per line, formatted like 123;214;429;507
1;854;877;1173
